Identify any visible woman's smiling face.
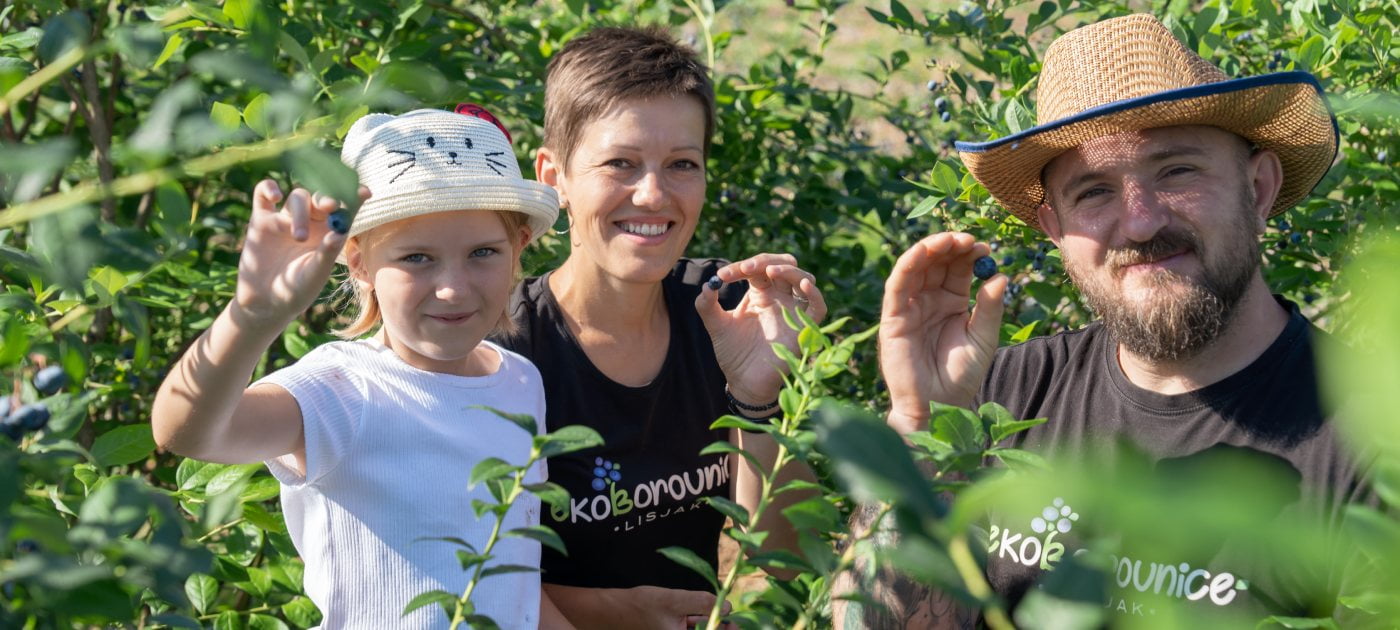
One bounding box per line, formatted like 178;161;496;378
549;94;707;285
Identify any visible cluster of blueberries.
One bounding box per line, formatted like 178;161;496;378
1;366;66;442
926;80;953;123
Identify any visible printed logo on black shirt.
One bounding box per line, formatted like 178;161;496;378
550;455;732;533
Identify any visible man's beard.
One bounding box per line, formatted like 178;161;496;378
1064;188;1261;363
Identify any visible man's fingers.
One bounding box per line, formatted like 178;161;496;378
285;188;312;241
969;273;1009;351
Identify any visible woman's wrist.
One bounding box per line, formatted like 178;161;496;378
725;383;780;420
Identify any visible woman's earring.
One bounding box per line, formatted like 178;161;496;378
556;207;573;234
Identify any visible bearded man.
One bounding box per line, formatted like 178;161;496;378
852;13;1372;628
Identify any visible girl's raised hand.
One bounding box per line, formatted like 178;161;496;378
231;179;370;328
695;253;828;410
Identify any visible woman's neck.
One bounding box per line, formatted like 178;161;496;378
548;257;668;334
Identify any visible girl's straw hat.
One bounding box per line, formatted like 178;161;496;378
339;104;559;243
956;13;1338;230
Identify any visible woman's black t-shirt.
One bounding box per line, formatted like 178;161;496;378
494;258;745;591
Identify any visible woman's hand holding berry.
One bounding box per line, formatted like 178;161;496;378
695;253;828;410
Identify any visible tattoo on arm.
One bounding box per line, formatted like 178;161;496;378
832;506;979;630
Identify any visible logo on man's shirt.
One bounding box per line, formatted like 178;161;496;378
989;496;1250;617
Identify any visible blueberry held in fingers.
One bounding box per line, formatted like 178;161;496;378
973;255;998;280
706;276;722;291
328;210;352;235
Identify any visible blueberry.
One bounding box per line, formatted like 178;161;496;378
926;80;940;92
706;276;722;291
11;404;49;432
14;539;38;554
1378;150;1389;163
1304;293;1317;304
1032;259;1044;271
1266;60;1277;71
1276;219;1291;232
1001;255;1013;266
327;210;351;235
1290;232;1303;244
1;416;22;441
33;366;67;396
940;111;951;123
972;256;998;280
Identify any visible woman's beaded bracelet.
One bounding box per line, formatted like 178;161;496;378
725;383;781;421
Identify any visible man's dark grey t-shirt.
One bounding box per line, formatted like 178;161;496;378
973;301;1371;623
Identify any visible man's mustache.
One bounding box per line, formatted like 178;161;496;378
1105;230;1201;272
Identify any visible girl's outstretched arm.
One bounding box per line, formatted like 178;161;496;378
152;180;365;470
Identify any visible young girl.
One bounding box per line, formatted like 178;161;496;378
152;106;565;628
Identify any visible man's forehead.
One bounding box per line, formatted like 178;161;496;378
1043;126;1241;180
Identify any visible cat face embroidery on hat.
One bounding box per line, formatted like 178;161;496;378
336;104;560;249
349;106;524;187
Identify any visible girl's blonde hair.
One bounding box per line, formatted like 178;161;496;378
333;210;531;339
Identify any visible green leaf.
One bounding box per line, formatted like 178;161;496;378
705;495;751;526
1259;617;1338;629
285;145;363;213
402;589;457;616
184;573;218;615
471;405;537;436
205;464;262;496
989;447;1051;473
90;424;157;467
1296;34;1325;70
153;33;183;70
213;610;241;630
243;93;271;137
211;101;242;131
810;403;945;522
699;439;762;470
37;11;90;64
930;404;987;453
282;597;322;629
522;482;570;510
456;550;491;570
505;525;568;555
248;614;289;630
480;564;540;578
889;0;915;26
907;195;941;219
989;418;1048;444
657;546;718;591
241;502;286;533
711;414;770;433
535;425;604;459
470;457;518;488
931;161;960;197
223;0;254;29
351;50;380;75
781;497;842;532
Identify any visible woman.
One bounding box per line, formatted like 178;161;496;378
496;26;826;628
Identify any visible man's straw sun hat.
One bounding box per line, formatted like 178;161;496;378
338;104;559;248
956;13;1338;230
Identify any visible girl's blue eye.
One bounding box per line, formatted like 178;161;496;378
471;247;498;258
401;253;429;263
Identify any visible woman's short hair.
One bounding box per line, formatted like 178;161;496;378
543;25;715;171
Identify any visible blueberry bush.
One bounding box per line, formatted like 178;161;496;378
0;0;1396;627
